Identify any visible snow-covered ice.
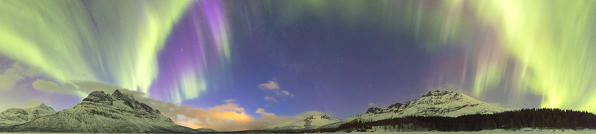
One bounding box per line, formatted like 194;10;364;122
325;129;596;134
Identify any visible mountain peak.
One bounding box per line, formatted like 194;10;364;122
366;107;383;114
422;90;458;97
111;89;133;101
37;103;48;107
111;90;140;107
31;103;55;112
112;89;124;97
80;90;159;114
82;91;113;105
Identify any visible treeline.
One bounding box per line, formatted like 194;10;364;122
317;109;596;132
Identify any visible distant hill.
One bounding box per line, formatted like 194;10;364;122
0;104;55;127
263;111;341;130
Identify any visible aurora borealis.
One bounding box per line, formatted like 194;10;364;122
1;0;596;130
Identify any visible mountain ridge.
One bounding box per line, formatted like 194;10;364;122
263;90;507;131
344;90;507;122
4;90;192;133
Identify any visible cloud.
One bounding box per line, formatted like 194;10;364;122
255;108;267;114
154;99;294;131
259;81;293;104
132;92;308;131
264;96;277;103
368;102;376;107
258;80;293;97
31;79;124;97
32;79;60;92
208;102;253;121
165;101;255;130
258;81;280;90
280;90;291;96
255;108;277;118
0;63;39;90
224;99;236;103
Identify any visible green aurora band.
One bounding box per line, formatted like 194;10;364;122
0;0;192;96
470;0;596;111
1;0;596;113
416;0;596;111
272;0;596;111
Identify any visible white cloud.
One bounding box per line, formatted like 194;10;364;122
0;63;39;90
31;80;123;97
224;99;236;103
255;108;277;117
281;90;291;96
32;79;60;92
153;99;294;131
255;108;266;114
264;96;277;103
258;80;293;97
258;81;280;90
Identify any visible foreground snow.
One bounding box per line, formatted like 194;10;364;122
2;130;596;134
326;129;596;134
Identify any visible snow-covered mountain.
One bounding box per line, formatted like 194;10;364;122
0;104;56;127
264;111;341;130
5;90;192;133
345;90;507;122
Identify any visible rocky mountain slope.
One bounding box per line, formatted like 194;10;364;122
0;104;56;127
345;90;507;122
264;111;341;130
4;90;192;133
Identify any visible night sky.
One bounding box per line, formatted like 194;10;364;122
1;0;596;130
